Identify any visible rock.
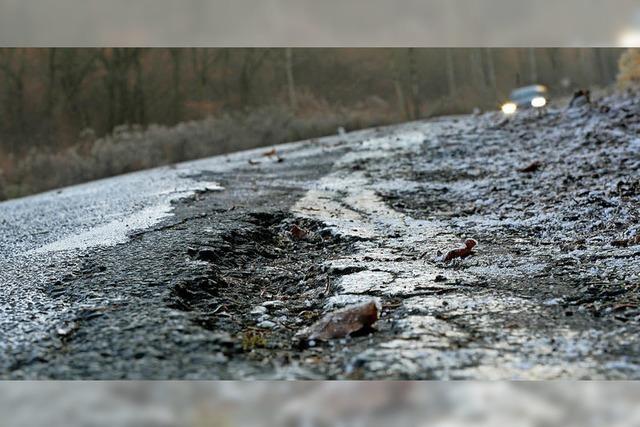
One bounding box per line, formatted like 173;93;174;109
251;305;268;315
257;320;276;329
257;314;271;323
262;300;285;309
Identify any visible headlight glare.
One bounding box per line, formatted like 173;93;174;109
501;102;517;115
531;96;547;108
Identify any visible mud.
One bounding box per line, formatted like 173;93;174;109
2;92;640;379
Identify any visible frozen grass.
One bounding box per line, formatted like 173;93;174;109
0;105;398;200
617;48;640;89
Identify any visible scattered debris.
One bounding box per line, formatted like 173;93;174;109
290;224;309;240
262;300;285;309
257;320;277;329
616;180;640;197
250;149;284;164
443;239;477;263
251;305;268;315
518;161;542;173
568;89;591;109
611;234;640;248
296;299;381;342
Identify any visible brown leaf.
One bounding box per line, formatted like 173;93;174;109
299;300;380;342
290;224;308;239
443;239;477;263
262;148;277;157
519;161;542;173
611;234;640;248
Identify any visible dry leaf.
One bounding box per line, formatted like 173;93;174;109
611;234;640;248
443;239;477;263
290;224;308;239
298;300;380;342
519;161;542;173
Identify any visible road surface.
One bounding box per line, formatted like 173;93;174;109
1;93;639;379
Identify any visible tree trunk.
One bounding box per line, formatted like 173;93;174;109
46;49;57;117
169;48;183;123
445;49;457;97
285;48;297;111
132;49;146;125
407;48;420;119
528;48;538;83
484;48;497;95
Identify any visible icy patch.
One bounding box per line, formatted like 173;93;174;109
337;270;395;294
31;180;223;254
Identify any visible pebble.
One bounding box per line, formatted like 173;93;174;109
251;306;268;315
257;320;276;329
262;300;285;309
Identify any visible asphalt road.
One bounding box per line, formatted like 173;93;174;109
1;95;639;379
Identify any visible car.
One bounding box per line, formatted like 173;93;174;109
501;84;549;115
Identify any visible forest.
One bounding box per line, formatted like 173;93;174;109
0;48;627;199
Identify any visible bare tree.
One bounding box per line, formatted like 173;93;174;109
444;48;457;97
56;49;99;128
528;47;538;83
169;48;184;123
407;48;420;119
99;48;146;131
484;48;497;95
238;48;271;107
284;48;297;111
0;48;27;151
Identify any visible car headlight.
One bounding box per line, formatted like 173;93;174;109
501;102;517;115
531;96;547;108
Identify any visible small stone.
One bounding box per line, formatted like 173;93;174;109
257;320;276;329
257;314;271;322
262;300;285;309
251;305;268;315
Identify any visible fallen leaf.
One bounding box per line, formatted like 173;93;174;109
443;239;477;263
611;234;640;248
519;161;542;173
297;300;381;342
290;224;308;239
262;148;277;157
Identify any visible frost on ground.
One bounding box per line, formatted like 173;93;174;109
293;91;640;379
2;92;640;380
